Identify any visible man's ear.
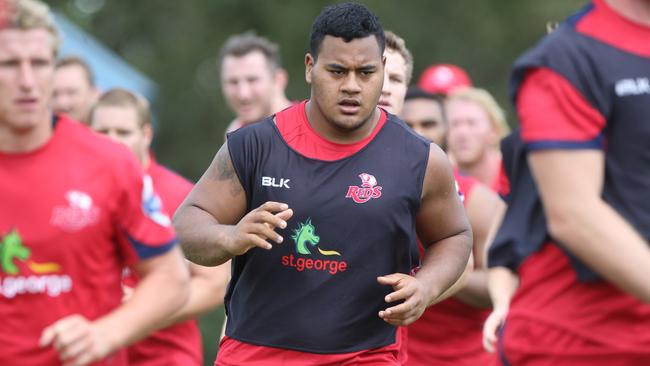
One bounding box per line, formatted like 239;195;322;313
274;68;289;90
305;53;314;84
142;123;154;150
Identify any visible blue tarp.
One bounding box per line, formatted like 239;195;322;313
53;12;157;102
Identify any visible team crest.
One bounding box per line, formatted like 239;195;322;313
345;173;382;204
50;190;100;231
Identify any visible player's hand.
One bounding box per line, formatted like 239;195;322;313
39;314;115;366
224;201;293;256
482;306;508;353
377;273;429;326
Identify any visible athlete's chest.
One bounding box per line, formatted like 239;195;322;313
0;157;116;259
250;152;419;220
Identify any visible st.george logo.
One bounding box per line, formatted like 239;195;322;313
345;173;382;204
0;229;72;299
281;219;347;275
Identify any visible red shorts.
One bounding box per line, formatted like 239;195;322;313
496;244;650;366
215;328;403;366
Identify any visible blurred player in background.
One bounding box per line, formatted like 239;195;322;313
0;1;189;365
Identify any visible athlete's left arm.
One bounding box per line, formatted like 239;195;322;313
40;247;190;366
378;144;472;326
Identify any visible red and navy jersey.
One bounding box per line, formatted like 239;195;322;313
405;171;492;366
507;0;650;279
494;1;650;364
125;159;202;366
512;0;650;235
0;116;177;366
223;101;429;355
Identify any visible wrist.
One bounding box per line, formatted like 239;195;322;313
93;317;125;356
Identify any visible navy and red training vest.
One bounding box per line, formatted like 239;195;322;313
224;106;430;353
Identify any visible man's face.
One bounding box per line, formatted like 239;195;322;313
306;35;384;131
401;98;447;147
447;98;498;166
91;105;151;164
52;64;97;123
221;50;277;125
378;49;407;115
0;28;55;133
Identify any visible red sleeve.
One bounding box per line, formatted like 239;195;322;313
115;152;177;263
517;68;606;150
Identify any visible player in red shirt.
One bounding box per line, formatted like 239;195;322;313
484;0;650;364
446;87;509;192
90;88;231;366
0;2;190;365
400;86;502;366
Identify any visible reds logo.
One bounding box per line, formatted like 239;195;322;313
345;173;382;204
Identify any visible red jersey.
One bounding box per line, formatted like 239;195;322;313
125;158;202;366
0;116;177;366
404;171;492;366
500;0;650;364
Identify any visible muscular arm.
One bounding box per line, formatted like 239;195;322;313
529;150;650;302
415;145;474;306
454;184;504;308
174;143;291;267
173;144;246;266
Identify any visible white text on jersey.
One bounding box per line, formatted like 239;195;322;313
262;176;291;189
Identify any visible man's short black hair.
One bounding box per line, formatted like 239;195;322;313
309;2;385;59
405;86;447;122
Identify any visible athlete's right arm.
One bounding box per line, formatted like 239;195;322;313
483;266;519;353
519;69;650;303
453;184;504;308
174;143;293;266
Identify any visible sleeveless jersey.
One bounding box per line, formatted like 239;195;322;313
224;102;430;353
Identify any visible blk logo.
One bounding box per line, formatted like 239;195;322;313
345;173;382;204
262;176;291;189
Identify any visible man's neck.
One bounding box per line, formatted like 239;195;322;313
457;149;501;187
272;95;292;115
305;100;380;144
605;0;650;26
0;117;53;154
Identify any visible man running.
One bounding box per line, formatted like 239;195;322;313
0;1;189;365
174;3;472;365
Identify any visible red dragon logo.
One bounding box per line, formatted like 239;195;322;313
345;173;382;204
